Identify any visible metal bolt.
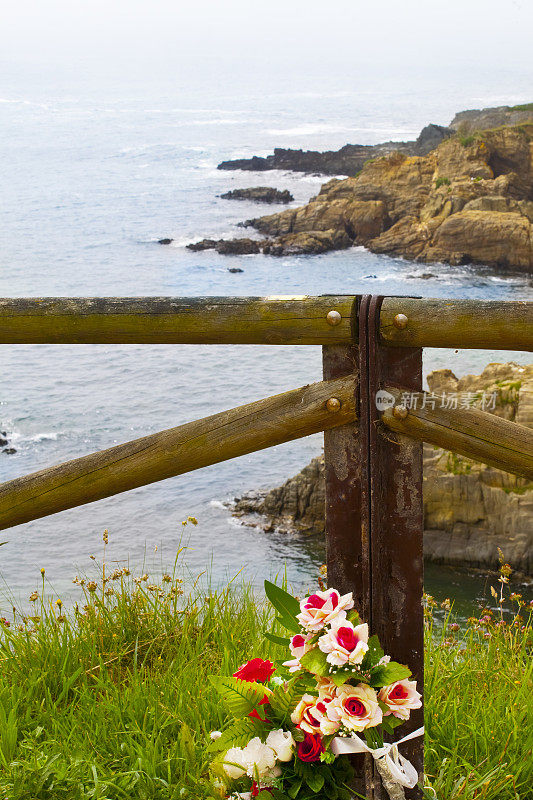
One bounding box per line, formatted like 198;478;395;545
392;404;409;420
393;313;409;329
326;310;342;326
326;397;341;413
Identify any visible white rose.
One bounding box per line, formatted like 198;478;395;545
223;746;247;779
210;730;222;740
266;729;295;762
241;737;277;779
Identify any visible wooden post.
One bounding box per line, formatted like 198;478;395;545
323;296;424;799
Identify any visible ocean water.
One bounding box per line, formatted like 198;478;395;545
1;64;532;609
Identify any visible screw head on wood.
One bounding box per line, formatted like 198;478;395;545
393;313;409;329
326;310;342;326
392;404;409;420
326;397;341;413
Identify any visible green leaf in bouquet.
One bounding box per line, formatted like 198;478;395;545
207;717;264;753
208;675;267;715
256;792;278;800
305;770;325;792
319;749;336;764
370;661;411;688
287;778;303;798
264;631;291;647
329;668;358;687
346;609;361;626
361;635;384;671
275;614;301;634
268;684;298;723
381;714;404;734
264;580;300;620
270;790;291;800
299;647;329;677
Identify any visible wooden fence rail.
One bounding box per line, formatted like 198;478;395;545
1;296;532;349
0;379;530;531
0;375;356;531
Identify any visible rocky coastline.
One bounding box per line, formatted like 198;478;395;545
232;363;533;575
188;104;533;272
216;105;533;177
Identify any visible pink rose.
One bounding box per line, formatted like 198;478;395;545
318;619;369;666
297;589;354;632
282;633;313;673
378;679;422;720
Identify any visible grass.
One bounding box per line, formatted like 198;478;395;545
0;539;531;800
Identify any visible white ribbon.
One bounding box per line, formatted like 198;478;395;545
331;727;424;797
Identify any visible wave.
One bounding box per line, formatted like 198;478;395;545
267;123;420;138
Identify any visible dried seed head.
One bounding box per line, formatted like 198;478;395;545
29;591;39;602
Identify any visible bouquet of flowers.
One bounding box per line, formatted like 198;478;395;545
208;581;422;800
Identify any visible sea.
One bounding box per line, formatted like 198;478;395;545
1;62;532;613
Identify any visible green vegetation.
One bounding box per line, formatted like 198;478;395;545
508;103;533;112
0;540;530;800
435;177;451;189
459;135;476;147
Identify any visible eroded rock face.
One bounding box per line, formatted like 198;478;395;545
233;363;533;574
203;123;533;269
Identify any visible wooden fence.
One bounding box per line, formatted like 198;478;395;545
1;294;532;799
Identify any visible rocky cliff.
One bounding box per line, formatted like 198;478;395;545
192;123;533;271
233;363;533;575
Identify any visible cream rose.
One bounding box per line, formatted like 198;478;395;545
266;729;295;762
240;737;277;779
291;693;339;735
290;693;321;734
378;679;422;720
223;746;247;779
297;589;354;632
327;684;382;732
318;619;369;666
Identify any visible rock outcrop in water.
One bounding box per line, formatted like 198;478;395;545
233;363;533;575
220;187;294;203
203;123;533;270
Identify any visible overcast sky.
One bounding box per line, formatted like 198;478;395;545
3;0;533;77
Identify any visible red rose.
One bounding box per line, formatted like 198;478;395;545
297;732;324;762
248;694;270;723
233;658;275;683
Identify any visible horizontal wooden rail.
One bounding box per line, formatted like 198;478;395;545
382;387;533;480
0;376;357;531
0;297;531;349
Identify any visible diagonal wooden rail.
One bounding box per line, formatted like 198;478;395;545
1;296;532;349
0;379;530;530
0;375;357;530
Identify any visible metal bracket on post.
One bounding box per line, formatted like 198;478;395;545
323;296;424;800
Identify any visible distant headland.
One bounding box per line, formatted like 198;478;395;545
187;103;533;273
